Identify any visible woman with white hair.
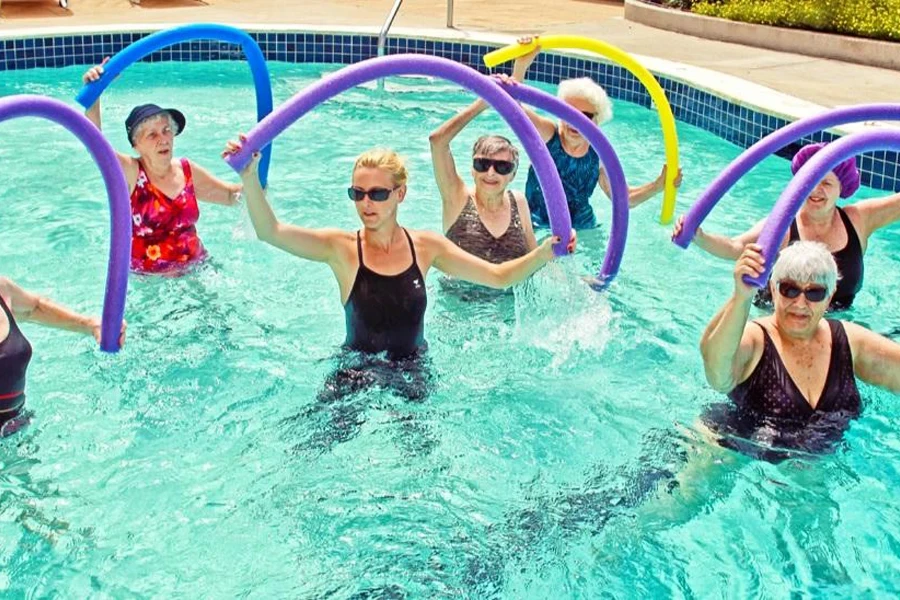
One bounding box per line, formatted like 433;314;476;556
512;37;681;230
82;60;243;273
700;241;900;455
429;96;538;264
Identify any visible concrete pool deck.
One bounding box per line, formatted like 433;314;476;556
1;0;899;108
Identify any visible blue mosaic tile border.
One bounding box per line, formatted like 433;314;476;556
1;30;897;192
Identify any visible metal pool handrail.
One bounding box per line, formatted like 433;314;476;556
377;0;404;57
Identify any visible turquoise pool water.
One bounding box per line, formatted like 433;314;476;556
1;61;900;597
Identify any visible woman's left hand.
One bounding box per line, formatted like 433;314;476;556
91;318;127;347
656;165;683;190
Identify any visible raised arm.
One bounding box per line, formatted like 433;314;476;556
674;215;771;261
190;160;242;206
0;277;124;345
852;191;900;242
224;138;341;264
429;99;486;229
510;39;556;142
81;58;136;175
425;229;572;289
601;165;683;209
699;244;766;392
843;321;900;393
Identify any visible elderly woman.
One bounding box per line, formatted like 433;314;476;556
0;277;126;437
700;241;900;457
429;97;537;263
224;139;575;362
82;60;242;273
674;142;900;310
511;37;681;230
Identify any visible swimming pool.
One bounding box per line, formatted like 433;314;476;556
2;60;900;597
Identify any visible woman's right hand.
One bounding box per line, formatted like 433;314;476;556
82;57;109;84
512;36;541;80
672;214;705;242
733;243;765;299
222;134;260;179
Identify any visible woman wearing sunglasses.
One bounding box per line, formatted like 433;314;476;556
429;98;537;267
223;137;575;362
699;241;900;457
674;142;900;310
512;38;681;230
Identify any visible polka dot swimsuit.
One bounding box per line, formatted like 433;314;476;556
729;320;861;421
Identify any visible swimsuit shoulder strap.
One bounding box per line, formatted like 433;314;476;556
402;227;418;266
356;230;365;269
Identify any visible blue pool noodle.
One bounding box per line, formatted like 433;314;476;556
75;23;274;188
224;54;573;257
499;81;629;286
748;128;900;287
674;104;900;249
0;95;130;352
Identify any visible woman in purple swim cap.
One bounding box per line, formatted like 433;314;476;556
674;142;900;310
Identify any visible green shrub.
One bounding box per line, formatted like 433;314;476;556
692;0;900;42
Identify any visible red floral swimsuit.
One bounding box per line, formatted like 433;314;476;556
130;158;206;273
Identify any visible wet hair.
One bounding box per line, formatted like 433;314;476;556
558;77;613;124
353;148;409;187
771;241;839;295
472;135;520;169
130;112;180;145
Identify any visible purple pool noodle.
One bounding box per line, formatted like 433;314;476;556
0;95;130;352
500;81;629;286
746;129;900;287
224;54;572;255
674;104;900;248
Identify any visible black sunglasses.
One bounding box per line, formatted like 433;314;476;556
473;157;515;175
580;110;597;121
777;281;828;303
347;186;399;202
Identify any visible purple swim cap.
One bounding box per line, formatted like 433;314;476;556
790;142;860;198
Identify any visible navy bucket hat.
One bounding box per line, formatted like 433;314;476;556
125;103;186;145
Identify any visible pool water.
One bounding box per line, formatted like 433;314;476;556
1;61;900;597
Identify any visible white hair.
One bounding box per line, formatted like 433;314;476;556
131;112;181;144
771;241;839;294
558;77;613;124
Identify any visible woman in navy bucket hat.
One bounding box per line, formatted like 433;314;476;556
675;142;900;310
82;58;243;274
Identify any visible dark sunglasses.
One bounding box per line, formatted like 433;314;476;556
777;281;828;303
347;186;399;202
580;110;597;121
473;157;516;176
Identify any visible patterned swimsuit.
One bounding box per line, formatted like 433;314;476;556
525;131;600;230
130;158;206;273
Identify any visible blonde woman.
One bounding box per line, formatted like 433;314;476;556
223;138;575;360
513;37;681;229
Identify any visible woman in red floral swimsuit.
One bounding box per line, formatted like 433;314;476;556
82;60;243;274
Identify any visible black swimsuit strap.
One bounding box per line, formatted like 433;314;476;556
356;230;365;269
836;206;862;249
401;227;418;267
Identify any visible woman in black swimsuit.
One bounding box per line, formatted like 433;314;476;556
700;241;900;457
223;139;574;373
0;277;126;437
674;142;900;310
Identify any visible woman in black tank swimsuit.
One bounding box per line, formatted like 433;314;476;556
0;277;123;437
674;142;900;311
700;242;900;460
225;141;575;399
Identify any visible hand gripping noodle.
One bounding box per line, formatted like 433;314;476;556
75;23;275;187
674;104;900;249
746;129;900;287
224;54;574;256
484;35;681;225
0;95;130;352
